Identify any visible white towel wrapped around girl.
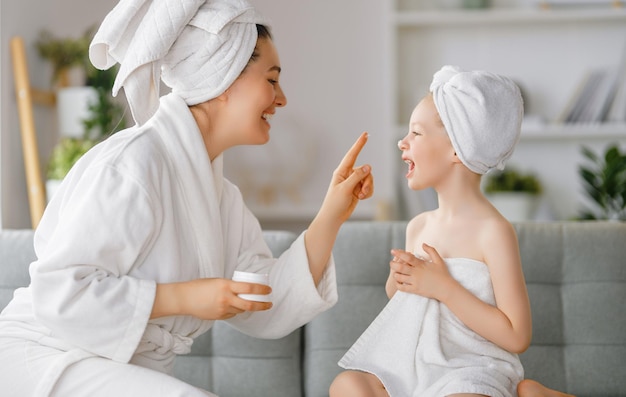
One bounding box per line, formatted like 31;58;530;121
339;257;524;397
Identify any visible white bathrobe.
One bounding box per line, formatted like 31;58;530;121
0;93;337;396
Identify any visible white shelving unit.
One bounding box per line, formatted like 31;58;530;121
393;7;626;26
521;122;626;140
387;1;626;220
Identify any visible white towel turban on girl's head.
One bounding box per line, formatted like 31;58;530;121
89;0;269;126
430;65;524;175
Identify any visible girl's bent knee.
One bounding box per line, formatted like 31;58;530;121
330;371;364;396
330;370;387;397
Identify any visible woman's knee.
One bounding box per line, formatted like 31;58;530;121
53;357;212;397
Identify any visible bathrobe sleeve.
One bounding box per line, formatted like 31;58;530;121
224;200;338;339
30;160;160;363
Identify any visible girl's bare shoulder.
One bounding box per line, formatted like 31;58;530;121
406;210;435;234
481;212;517;241
405;210;438;249
479;214;520;264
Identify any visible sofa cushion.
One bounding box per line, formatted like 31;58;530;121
173;322;302;397
303;221;407;397
515;221;626;397
560;222;626;397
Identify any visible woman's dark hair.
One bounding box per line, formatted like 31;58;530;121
257;24;272;40
245;24;272;67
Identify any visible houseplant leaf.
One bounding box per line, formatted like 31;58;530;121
578;144;626;220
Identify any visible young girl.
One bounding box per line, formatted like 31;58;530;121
329;65;572;397
0;1;373;396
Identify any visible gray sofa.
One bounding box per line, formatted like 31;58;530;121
1;221;625;397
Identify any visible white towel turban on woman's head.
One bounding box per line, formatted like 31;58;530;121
430;65;524;175
89;0;269;126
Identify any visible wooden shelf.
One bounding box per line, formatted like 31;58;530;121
393;7;626;26
520;122;626;141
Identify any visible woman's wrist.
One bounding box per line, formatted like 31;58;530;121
315;200;345;232
151;282;184;319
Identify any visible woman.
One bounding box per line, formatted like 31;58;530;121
0;1;373;395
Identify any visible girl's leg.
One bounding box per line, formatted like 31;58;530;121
330;370;389;397
517;379;575;397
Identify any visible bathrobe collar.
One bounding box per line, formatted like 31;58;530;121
150;93;225;279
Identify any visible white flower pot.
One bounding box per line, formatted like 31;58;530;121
57;86;98;138
46;179;63;203
487;192;540;222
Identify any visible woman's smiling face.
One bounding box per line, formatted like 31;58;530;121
222;37;287;146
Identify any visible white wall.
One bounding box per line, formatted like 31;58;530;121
1;0;392;230
225;0;392;231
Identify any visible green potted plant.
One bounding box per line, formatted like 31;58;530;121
37;28;126;202
484;167;543;221
43;66;125;202
36;27;99;139
45;138;96;201
578;144;626;221
82;66;126;140
34;27;94;87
